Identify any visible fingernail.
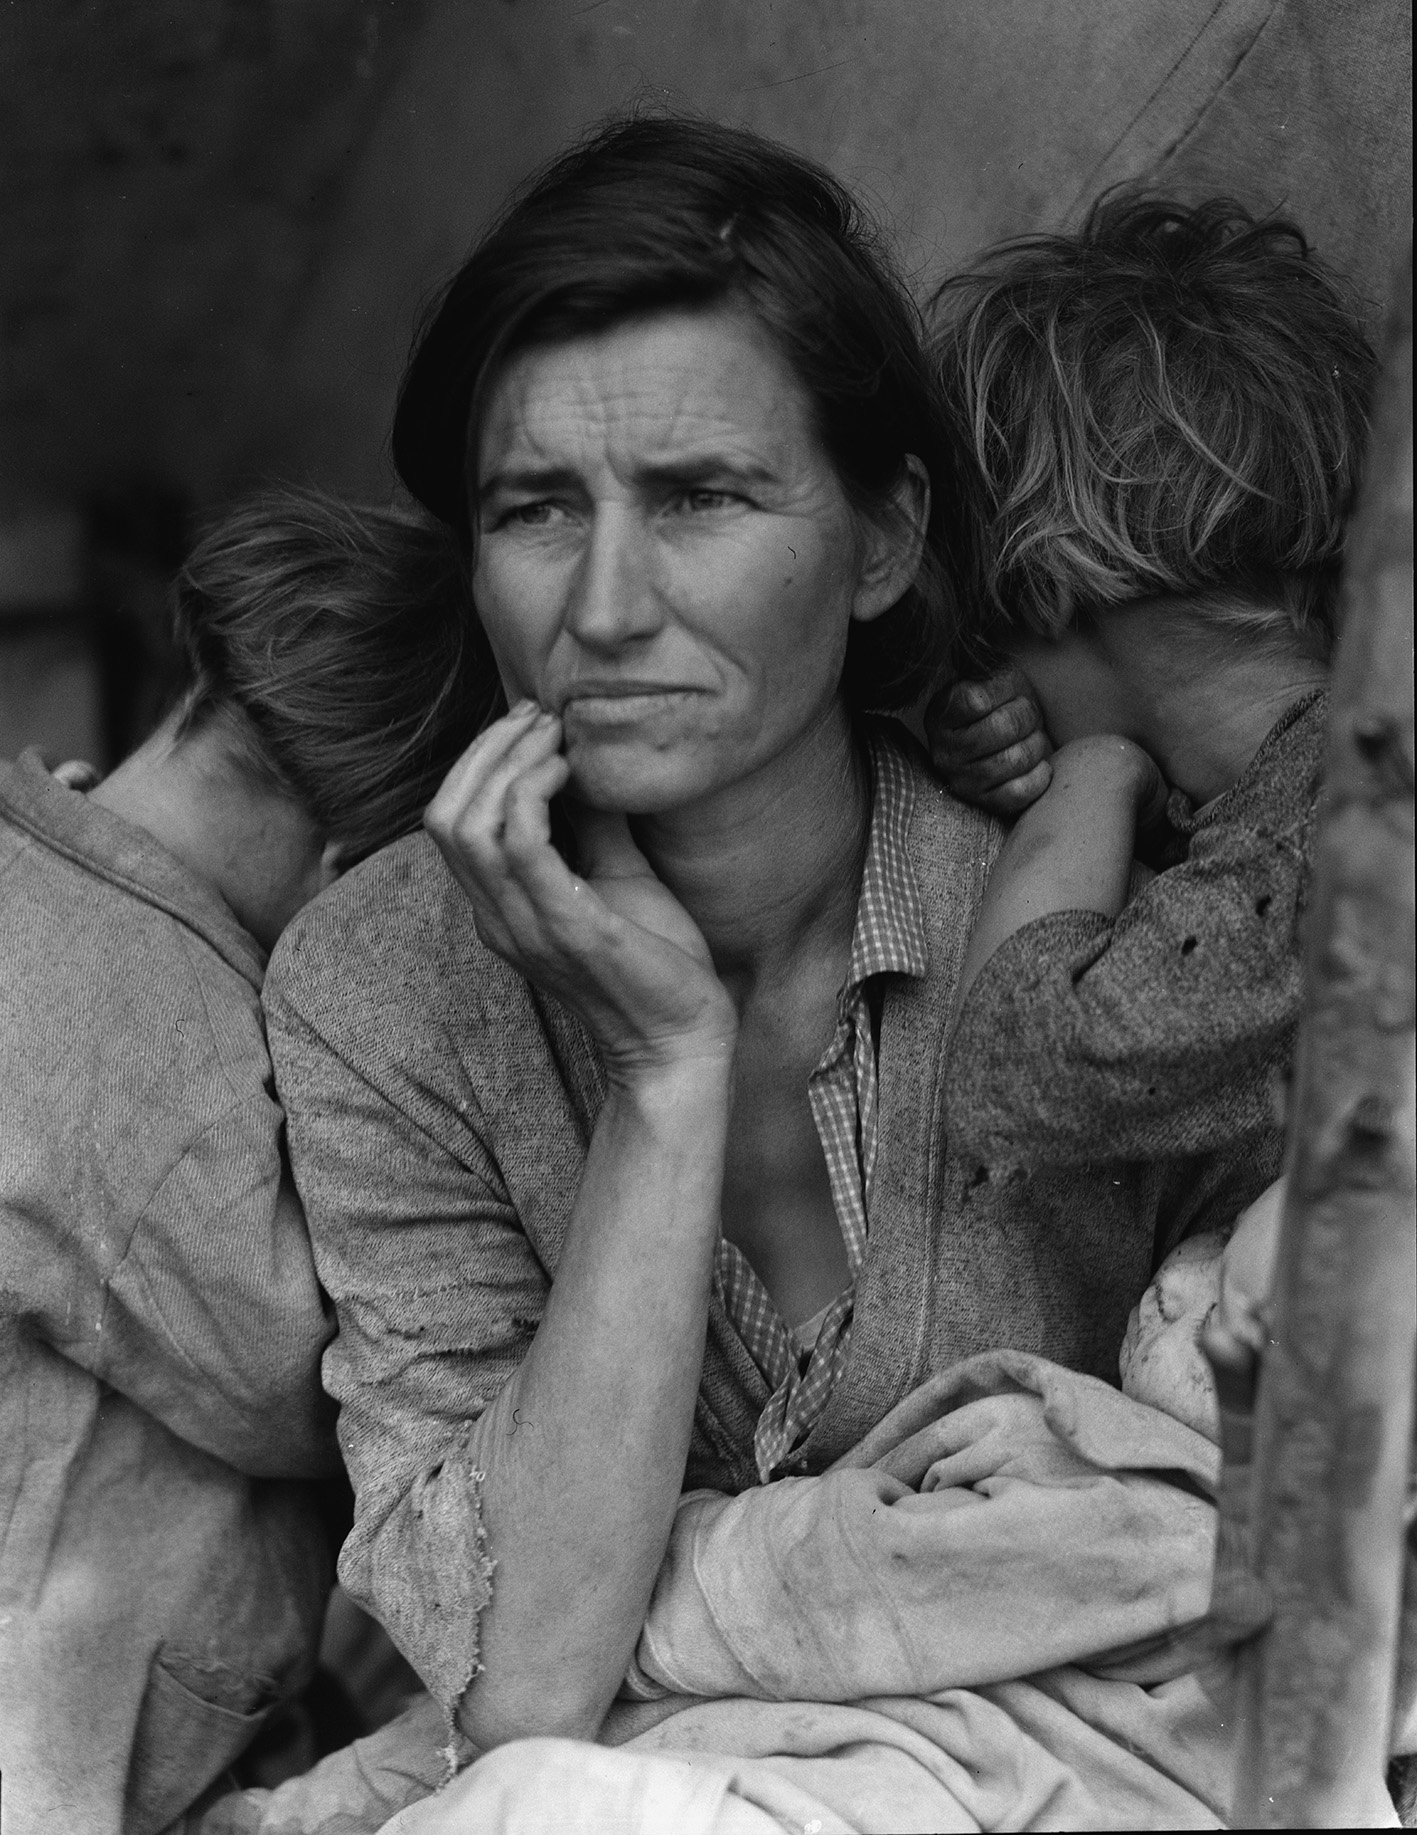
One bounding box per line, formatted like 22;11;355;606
509;698;537;717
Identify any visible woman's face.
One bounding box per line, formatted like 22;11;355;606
470;306;901;813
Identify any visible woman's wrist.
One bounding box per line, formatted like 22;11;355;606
602;1030;737;1113
596;980;739;1093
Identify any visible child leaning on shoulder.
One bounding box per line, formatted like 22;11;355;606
925;193;1376;1182
0;489;497;1833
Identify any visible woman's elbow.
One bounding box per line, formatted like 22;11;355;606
351;1450;498;1718
455;1671;618;1754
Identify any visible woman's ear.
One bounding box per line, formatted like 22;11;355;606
850;455;931;626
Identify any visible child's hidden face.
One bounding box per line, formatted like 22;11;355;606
1008;628;1142;749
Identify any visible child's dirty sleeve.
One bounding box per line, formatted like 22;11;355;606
944;696;1326;1172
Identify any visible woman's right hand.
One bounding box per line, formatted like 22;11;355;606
425;700;737;1080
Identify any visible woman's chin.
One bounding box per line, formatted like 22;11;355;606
564;737;717;816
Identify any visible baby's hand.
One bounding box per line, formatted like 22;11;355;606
925;667;1053;815
1216;1176;1285;1355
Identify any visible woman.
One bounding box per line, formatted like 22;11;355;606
262;118;1280;1760
0;489;494;1835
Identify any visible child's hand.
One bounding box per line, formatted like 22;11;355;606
925;667;1053;815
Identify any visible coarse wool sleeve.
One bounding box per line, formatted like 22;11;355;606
944;694;1326;1172
262;838;564;1718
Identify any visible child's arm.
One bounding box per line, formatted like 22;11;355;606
945;777;1313;1171
933;674;1319;1171
952;734;1163;1021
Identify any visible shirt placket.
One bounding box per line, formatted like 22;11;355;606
724;733;924;1483
749;988;876;1481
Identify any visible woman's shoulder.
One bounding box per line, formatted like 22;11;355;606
264;829;541;1065
871;719;1006;914
274;829;445;962
263;829;604;1248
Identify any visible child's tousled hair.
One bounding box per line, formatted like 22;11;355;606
930;192;1377;669
173;488;501;864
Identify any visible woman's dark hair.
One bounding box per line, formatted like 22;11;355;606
930;192;1377;669
173;487;500;864
393;114;963;710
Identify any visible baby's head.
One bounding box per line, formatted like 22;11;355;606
931;194;1376;687
170;487;500;873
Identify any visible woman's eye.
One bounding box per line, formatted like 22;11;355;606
673;488;738;513
500;501;564;528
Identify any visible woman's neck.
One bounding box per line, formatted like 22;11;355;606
630;699;870;1000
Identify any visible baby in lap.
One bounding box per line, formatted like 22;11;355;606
1121;1174;1282;1440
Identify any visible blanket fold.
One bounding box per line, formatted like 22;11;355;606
625;1351;1220;1706
200;1348;1402;1832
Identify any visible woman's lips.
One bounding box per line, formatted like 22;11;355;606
560;687;702;724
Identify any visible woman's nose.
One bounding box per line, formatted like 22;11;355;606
563;504;665;648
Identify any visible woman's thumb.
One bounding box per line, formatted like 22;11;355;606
566;803;652;882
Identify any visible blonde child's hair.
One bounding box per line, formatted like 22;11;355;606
930;194;1377;670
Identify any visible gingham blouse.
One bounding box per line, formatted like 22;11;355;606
715;732;928;1482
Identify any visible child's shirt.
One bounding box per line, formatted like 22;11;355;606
944;691;1326;1171
0;751;340;1835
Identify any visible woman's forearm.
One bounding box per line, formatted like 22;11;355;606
457;1053;732;1751
952;736;1157;1018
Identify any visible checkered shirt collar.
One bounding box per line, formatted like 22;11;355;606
845;728;929;994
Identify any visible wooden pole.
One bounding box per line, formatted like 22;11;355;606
1229;250;1416;1827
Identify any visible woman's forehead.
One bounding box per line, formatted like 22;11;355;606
474;307;817;478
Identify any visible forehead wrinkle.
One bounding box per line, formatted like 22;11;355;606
618;341;811;472
481;365;611;469
482;326;810;484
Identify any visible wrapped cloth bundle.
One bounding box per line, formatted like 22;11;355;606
206;1208;1401;1833
377;1350;1236;1835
